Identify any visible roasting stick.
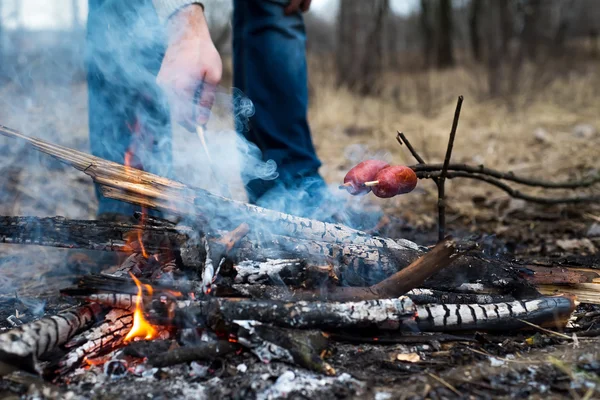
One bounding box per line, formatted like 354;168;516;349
196;125;232;198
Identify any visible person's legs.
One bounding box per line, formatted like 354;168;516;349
232;0;326;217
86;0;171;219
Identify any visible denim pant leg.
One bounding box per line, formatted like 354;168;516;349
87;0;171;218
233;0;323;204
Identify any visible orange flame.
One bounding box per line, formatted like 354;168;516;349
124;273;157;342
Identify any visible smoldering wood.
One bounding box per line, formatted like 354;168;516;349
0;304;103;377
184;297;417;330
0;215;536;295
57;309;132;374
0;215;187;253
235;320;334;375
230;238;460;302
146;341;236;368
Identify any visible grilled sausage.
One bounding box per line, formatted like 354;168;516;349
371;166;418;198
342;160;390;195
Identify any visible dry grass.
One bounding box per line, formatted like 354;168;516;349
307;59;600;229
0;58;598;231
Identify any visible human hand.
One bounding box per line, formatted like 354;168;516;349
285;0;312;15
156;5;222;131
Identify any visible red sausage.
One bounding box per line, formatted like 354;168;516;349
342;160;390;195
371;166;418;198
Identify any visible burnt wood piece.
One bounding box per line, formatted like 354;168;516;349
0;304;103;376
174;295;576;333
414;295;577;332
179;297;417;330
57;309;132;374
228;238;461;301
147;341;236;368
0;215;187;253
0;126;420;252
217;285;516;305
0;215;536;296
235;320;334;375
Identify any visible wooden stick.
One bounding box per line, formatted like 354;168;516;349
364;180;379;187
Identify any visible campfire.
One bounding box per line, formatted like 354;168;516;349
0;110;599;398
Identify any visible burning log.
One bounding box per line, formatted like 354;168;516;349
0;304;103;376
57;309;132;374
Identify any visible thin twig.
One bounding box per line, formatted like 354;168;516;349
412;163;600;189
418;171;600;204
437;96;464;241
516;318;573;340
427;372;462;396
397;131;426;164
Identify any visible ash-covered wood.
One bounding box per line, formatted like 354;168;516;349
57;309;132;374
0;215;186;253
0;304;102;376
414;295;577;332
0;215;538;296
187;297;417;330
235;320;334;375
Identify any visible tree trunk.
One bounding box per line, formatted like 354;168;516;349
469;0;482;61
420;0;434;66
436;0;455;68
337;0;388;95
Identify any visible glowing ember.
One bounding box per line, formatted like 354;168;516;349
124;273;157;342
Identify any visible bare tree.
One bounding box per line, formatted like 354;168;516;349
420;0;434;66
436;0;455;68
336;0;389;95
469;0;482;61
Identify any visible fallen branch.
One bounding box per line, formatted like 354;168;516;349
418;171;600;204
412;163;600;189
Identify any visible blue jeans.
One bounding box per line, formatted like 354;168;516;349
87;0;324;218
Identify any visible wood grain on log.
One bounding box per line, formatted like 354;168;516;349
0;304;102;376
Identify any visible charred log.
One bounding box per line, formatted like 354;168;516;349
0;304;103;376
147;340;236;368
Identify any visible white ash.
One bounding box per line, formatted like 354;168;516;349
256;370;363;400
201;236;214;294
235;320;294;364
234;259;303;284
